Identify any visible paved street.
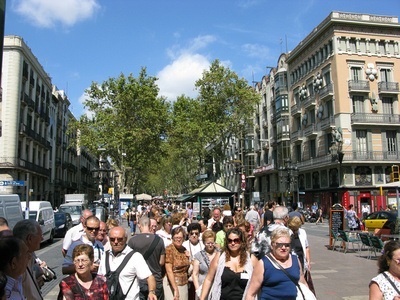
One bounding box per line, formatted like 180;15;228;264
40;220;377;299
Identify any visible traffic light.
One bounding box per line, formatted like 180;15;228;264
391;165;399;182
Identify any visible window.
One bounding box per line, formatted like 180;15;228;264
382;97;394;115
309;139;316;158
295;144;301;162
356;130;368;152
349;39;357;53
352;95;365;113
350;67;362;81
380;68;392;82
386;131;397;153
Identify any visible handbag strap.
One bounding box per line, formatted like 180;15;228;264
143;235;160;260
382;272;400;294
266;253;305;300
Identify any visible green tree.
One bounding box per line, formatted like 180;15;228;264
69;68;170;194
195;59;261;169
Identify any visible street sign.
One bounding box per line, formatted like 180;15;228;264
0;180;25;186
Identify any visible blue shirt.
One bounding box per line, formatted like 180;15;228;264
260;254;300;300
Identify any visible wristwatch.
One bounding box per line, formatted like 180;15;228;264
149;290;156;294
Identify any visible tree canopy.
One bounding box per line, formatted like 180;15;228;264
69;60;260;196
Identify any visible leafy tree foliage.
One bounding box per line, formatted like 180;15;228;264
69;68;170;194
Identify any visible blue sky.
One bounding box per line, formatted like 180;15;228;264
4;0;400;117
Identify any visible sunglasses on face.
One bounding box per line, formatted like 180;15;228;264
110;237;125;243
190;232;199;236
86;226;100;232
275;242;291;248
227;238;241;244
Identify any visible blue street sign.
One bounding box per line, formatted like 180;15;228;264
0;180;25;186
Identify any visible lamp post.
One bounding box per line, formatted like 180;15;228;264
279;158;299;207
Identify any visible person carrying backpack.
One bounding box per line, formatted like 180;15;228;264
98;226;157;300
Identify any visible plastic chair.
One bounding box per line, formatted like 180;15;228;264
331;229;343;251
338;230;361;253
359;232;374;259
369;235;384;257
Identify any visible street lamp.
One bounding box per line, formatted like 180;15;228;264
279;158;299;207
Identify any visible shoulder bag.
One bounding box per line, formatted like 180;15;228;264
266;253;317;300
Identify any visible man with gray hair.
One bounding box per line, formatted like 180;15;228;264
251;205;289;259
13;219;47;300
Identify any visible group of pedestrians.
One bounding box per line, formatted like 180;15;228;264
0;217;52;300
0;200;319;300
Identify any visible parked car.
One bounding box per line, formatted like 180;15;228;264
54;212;73;238
363;211;397;233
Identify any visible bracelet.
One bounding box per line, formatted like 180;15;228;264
149;290;156;294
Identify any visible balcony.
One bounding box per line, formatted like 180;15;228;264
18;159;50;177
351;113;400;125
348;80;370;92
320;116;335;131
304;124;318;137
291;102;301;116
319;83;334;100
350;150;400;162
290;129;304;143
378;81;399;94
303;94;316;109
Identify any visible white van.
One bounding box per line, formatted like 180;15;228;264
0;194;23;230
59;202;85;225
21;201;55;244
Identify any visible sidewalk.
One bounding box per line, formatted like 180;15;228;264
305;223;377;299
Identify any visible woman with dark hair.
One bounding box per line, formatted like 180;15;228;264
164;226;191;300
58;244;108;299
370;240;400;299
200;227;254;300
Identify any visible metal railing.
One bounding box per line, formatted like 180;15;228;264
348;80;370;92
351;113;400;124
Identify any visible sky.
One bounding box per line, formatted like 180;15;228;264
4;0;400;117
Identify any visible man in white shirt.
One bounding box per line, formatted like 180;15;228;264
62;209;93;256
207;207;223;229
99;226;157;300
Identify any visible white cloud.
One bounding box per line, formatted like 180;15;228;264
13;0;100;28
158;35;217;101
157;54;210;101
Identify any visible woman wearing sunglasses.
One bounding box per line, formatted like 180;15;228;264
245;227;308;300
200;227;254;300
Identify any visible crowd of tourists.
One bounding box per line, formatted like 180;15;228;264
0;200;320;300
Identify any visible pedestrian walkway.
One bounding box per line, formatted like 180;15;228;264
305;223;376;299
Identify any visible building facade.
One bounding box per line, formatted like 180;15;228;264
0;35;98;208
250;12;400;215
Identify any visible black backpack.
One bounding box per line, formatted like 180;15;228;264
105;250;136;299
